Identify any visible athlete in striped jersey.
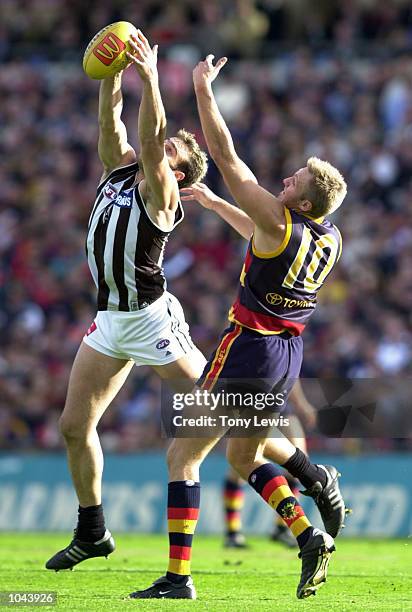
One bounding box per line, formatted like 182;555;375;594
132;55;348;600
45;31;209;571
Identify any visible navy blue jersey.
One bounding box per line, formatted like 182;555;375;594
229;209;342;336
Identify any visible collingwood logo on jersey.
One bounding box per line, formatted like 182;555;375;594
86;162;184;313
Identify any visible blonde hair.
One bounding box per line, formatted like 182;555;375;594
174;129;208;189
304;157;347;218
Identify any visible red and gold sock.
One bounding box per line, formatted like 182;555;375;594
249;463;312;548
276;473;301;528
166;481;200;582
223;478;244;536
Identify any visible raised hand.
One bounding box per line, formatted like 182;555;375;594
193;55;228;91
180;182;218;210
126;30;158;82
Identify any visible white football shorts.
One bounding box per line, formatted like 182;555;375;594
83;291;207;370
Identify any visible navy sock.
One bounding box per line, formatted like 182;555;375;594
282;448;327;489
76;504;106;542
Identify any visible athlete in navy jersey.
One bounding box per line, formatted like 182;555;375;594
133;55;348;601
181;182;319;550
229;208;342;336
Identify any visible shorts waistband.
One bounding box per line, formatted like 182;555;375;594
278;330;295;339
129;296;162;311
98;294;163;313
238;325;295;340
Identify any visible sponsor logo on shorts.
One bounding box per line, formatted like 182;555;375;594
156;339;171;350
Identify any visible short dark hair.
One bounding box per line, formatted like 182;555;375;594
174;129;208;189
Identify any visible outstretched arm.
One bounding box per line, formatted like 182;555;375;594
98;72;136;181
180;183;254;240
127;31;179;215
193;56;286;239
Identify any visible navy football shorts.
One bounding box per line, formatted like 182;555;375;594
197;323;303;413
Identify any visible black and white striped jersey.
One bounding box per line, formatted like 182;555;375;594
86;162;184;311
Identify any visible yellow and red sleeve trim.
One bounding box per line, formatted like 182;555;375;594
200;324;242;391
229;299;305;336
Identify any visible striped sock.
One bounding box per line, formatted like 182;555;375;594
223;478;244;536
249;463;313;548
276;474;301;528
166;481;200;583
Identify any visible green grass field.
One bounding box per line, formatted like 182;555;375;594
1;534;411;611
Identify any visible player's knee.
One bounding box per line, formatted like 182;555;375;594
167;441;185;470
226;443;258;475
59;414;88;442
166;441;199;472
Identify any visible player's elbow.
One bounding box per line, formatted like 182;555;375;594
140;136;163;152
139;131;166;158
140;122;167;146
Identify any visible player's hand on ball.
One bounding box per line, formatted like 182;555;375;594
126;30;158;81
193;55;228;90
180;183;217;210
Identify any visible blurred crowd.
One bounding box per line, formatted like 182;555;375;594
1;0;412;451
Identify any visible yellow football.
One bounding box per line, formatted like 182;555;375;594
83;21;138;80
